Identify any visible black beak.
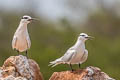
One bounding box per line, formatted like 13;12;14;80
28;18;34;21
85;36;94;40
28;18;39;21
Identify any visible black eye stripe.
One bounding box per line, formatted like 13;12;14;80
24;17;28;19
80;35;85;36
22;17;28;19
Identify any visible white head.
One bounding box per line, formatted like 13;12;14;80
20;15;34;24
78;33;93;42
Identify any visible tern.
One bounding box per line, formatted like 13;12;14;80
12;15;36;57
49;33;93;71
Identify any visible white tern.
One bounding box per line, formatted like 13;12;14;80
49;33;93;71
12;15;36;57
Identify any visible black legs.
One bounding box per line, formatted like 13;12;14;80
69;63;81;72
25;51;28;58
78;63;81;69
17;50;19;55
69;64;74;71
16;50;28;58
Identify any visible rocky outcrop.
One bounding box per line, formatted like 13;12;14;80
49;66;115;80
0;55;43;80
0;55;115;80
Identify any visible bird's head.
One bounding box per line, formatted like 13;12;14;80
78;33;93;41
20;15;34;24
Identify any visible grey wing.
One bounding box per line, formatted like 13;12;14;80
26;35;31;49
61;49;76;63
80;49;88;64
12;36;17;49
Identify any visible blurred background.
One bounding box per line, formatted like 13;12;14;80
0;0;120;79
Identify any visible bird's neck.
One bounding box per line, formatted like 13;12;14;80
74;39;85;49
18;22;28;30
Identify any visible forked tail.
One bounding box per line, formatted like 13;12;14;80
48;58;64;67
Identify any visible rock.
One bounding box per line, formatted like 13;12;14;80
0;55;43;80
0;75;27;80
49;66;115;80
28;59;43;80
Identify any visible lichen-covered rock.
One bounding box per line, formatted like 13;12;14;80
0;75;27;80
0;55;43;80
28;59;43;80
49;66;115;80
1;75;15;80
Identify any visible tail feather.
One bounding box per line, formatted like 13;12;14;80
48;58;63;67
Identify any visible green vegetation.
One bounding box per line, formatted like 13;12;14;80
0;11;120;80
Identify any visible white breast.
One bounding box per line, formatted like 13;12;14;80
12;23;31;52
70;42;85;64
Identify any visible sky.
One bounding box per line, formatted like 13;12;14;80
0;0;120;23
